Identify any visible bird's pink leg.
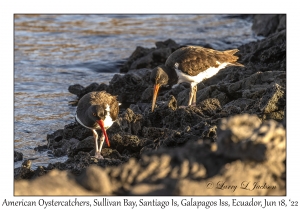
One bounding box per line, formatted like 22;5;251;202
180;84;197;108
97;134;105;159
188;88;193;106
178;86;193;109
192;85;197;106
93;130;103;159
187;84;197;107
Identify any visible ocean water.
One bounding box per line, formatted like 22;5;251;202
14;14;262;169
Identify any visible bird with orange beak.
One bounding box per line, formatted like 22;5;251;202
150;46;244;112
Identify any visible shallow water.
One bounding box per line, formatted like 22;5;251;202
14;14;262;169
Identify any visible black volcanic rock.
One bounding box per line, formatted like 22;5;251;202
120;39;180;73
106;69;152;104
14;150;23;162
252;14;286;37
15;112;286;195
14;160;34;180
68;83;108;99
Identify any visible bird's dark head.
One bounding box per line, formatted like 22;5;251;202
150;65;170;112
88;105;108;122
150;65;169;86
87;104;110;147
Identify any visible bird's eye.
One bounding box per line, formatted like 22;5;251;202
92;113;96;116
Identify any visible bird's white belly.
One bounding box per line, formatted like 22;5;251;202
174;62;228;87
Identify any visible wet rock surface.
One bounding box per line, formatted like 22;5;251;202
15;15;286;196
14;150;23;162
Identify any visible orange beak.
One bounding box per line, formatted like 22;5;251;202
151;84;160;112
97;119;110;147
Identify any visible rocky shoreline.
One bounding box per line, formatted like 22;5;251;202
14;15;286;196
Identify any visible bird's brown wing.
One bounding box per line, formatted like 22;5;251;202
166;46;242;76
108;95;119;121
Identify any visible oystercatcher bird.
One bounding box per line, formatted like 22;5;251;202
150;46;244;111
75;91;119;159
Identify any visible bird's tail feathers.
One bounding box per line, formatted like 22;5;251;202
224;49;244;67
229;62;244;67
224;49;239;55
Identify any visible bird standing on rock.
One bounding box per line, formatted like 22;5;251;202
150;46;244;112
75;91;119;159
